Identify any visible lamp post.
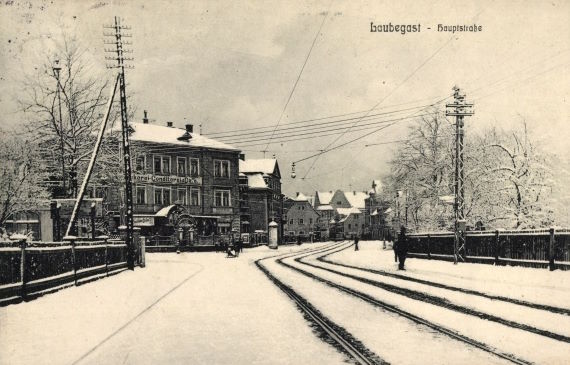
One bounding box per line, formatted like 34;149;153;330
52;59;66;197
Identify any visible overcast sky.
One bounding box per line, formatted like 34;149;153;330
1;0;569;197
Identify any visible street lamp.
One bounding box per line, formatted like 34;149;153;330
52;59;65;197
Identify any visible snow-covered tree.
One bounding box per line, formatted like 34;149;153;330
389;109;455;231
469;121;554;229
18;33;131;198
0;132;49;228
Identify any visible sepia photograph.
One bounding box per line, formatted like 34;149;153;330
0;0;569;364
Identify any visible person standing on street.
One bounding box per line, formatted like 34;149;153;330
354;235;359;251
397;226;408;270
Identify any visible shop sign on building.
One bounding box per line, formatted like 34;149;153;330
134;174;202;185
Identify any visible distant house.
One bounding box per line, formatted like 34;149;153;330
239;158;283;241
314;191;334;239
284;193;320;240
329;190;367;239
364;180;390;239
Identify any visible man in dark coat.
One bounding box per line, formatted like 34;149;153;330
397;226;408;270
354;235;359;251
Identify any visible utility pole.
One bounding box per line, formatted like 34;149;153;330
52;59;66;198
446;86;473;264
104;17;136;269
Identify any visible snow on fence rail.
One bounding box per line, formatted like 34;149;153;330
405;228;570;270
0;237;138;306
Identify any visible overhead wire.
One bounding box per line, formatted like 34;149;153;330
262;1;333;154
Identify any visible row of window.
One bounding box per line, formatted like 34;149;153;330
135;186;232;207
288;218;314;225
136;155;231;178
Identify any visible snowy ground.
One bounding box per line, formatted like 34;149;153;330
2;240;569;364
0;243;347;365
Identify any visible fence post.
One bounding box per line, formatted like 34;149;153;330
140;236;146;268
549;227;555;271
97;235;109;276
64;236;77;285
16;236;28;300
427;234;431;260
494;230;500;266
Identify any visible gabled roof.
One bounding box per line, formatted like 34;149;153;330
343;191;368;209
336;207;362;217
316;191;333;205
239;159;280;178
246;173;268;189
110;122;239;151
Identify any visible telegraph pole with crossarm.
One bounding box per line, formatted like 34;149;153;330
446;86;474;264
104;17;136;270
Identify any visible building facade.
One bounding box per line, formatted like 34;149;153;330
283;193;320;240
105;119;241;245
239;158;283;242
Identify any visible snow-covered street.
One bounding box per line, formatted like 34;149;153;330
2;241;569;364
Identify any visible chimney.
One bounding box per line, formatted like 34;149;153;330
143;110;149;124
296;192;300;197
353;191;356;195
329;190;333;193
185;124;193;133
239;153;245;161
167;121;173;127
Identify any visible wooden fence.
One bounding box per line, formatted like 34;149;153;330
0;236;141;306
404;228;570;270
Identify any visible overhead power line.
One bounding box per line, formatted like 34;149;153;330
262;1;333;155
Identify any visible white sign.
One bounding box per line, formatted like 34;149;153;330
134;174;202;185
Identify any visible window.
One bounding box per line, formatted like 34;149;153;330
136;156;145;172
309;218;313;224
136;186;146;204
348;224;352;229
289;219;294;225
154;187;170;205
214;189;231;206
177;157;186;176
299;218;304;225
190;158;200;176
337;201;342;205
214;160;230;177
177;188;187;205
154;156;171;174
289;231;295;236
189;188;200;206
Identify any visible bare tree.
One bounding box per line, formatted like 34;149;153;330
389;109;455;231
0;131;49;229
18;34;126;198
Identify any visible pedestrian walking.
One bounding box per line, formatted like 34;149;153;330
235;238;242;257
354;235;359;251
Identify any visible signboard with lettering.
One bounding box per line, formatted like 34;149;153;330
134;216;155;227
134;174;202;185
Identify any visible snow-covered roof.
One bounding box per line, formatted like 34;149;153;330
247;173;268;189
111;123;240;151
316;191;333;205
155;205;176;217
239;159;277;174
336;207;362;217
316;205;333;211
343;191;368;209
294;192;309;201
370;209;379;216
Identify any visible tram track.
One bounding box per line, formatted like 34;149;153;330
293;252;570;343
318;244;570;316
267;244;532;365
255;243;386;365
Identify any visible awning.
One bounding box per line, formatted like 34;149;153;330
155;205;176;217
